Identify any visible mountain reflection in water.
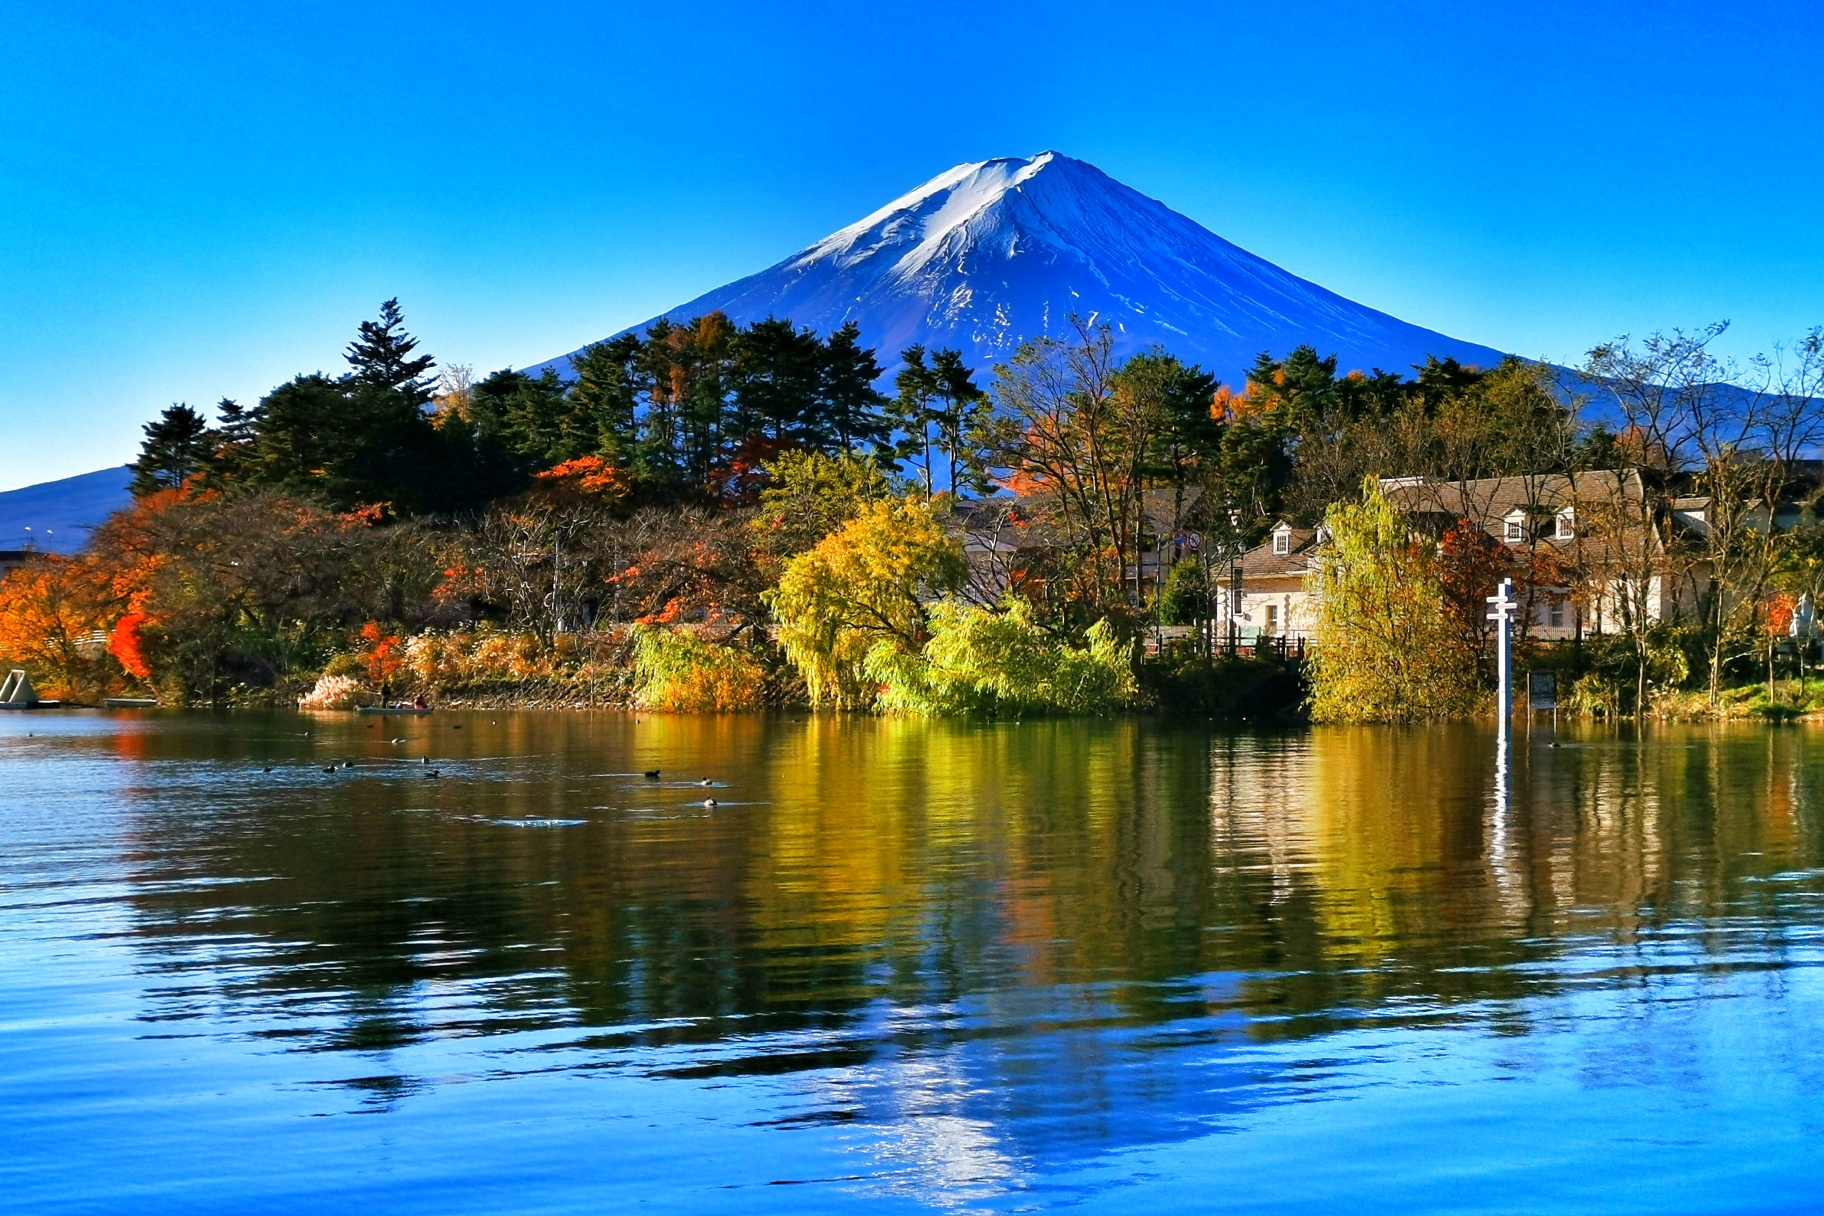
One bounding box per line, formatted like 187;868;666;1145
3;713;1823;1214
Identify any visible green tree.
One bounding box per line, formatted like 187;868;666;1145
765;497;966;707
345;297;436;403
1305;477;1481;722
753;449;894;562
866;595;1136;715
130;404;212;497
890;346;991;498
817;322;890;453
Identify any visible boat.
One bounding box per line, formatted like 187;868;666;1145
356;705;434;715
105;698;159;709
0;669;57;709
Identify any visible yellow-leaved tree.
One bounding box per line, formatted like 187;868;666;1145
765;498;966;708
1305;478;1481;723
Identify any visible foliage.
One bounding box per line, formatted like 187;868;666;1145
766;498;966;707
752;449;894;563
108;612;152;681
130;405;212;497
297;674;365;711
1153;559;1207;625
355;621;404;691
1305;478;1481;722
866;596;1136;716
630;627;766;711
0;558;113;701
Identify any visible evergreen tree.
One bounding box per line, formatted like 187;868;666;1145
130;404;212;497
567;335;643;464
345;297;437;404
733;318;824;442
816;322;889;453
889;346;988;496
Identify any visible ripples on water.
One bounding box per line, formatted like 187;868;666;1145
3;712;1823;1213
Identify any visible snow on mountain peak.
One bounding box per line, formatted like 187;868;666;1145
527;152;1506;385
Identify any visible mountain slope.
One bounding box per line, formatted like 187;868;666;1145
0;466;133;554
528;152;1508;384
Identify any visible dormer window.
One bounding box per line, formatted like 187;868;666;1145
1272;528;1290;555
1555;508;1575;540
1503;512;1526;544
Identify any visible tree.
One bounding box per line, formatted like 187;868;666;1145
130;405;212;497
1305;478;1481;722
980;318;1141;616
891;346;991;498
765;498;966;707
345;297;436;404
817;322;890;454
0;557;113;701
867;595;1136;715
752;449;894;566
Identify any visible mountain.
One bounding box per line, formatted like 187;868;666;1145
0;467;134;555
527;151;1509;385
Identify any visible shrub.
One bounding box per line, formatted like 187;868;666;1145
298;673;364;710
630;626;765;711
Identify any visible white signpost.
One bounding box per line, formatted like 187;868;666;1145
1486;578;1516;739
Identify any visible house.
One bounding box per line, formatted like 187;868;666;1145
1220;472;1717;645
1216;521;1322;643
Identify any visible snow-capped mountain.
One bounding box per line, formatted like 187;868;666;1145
528;151;1508;384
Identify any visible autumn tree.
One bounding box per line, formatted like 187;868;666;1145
1305;478;1481;722
0;558;113;701
765;498;966;707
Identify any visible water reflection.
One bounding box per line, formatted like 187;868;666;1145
5;713;1824;1210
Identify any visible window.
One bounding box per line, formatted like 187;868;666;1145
1504;516;1525;543
1549;598;1565;629
1272;530;1290;555
1265;604;1279;633
1556;509;1575;540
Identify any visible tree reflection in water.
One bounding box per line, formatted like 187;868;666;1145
12;711;1823;1205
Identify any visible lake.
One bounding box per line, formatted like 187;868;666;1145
3;711;1822;1213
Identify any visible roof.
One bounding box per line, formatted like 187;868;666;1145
1237;524;1319;579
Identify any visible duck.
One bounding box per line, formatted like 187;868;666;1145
643;769;661;779
699;778;714;787
703;798;718;808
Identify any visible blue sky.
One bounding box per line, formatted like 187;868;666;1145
2;0;1821;490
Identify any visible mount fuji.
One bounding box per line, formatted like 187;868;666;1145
529;152;1508;385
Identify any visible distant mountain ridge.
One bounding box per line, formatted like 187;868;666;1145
527;151;1509;384
0;466;133;554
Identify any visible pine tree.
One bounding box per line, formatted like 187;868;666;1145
345;298;437;404
817;323;889;454
129;404;212;497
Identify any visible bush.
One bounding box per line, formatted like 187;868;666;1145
298;673;364;710
866;597;1136;716
630;627;766;712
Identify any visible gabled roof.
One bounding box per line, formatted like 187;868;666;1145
1237;524;1319;579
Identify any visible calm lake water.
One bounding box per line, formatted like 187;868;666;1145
4;711;1823;1213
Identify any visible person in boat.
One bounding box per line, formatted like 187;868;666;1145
413;694;427;710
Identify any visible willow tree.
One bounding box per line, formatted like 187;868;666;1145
1305;478;1480;723
765;498;966;708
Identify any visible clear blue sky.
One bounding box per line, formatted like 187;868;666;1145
3;0;1821;490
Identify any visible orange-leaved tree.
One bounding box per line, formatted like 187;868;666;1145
356;621;404;699
0;558;114;701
